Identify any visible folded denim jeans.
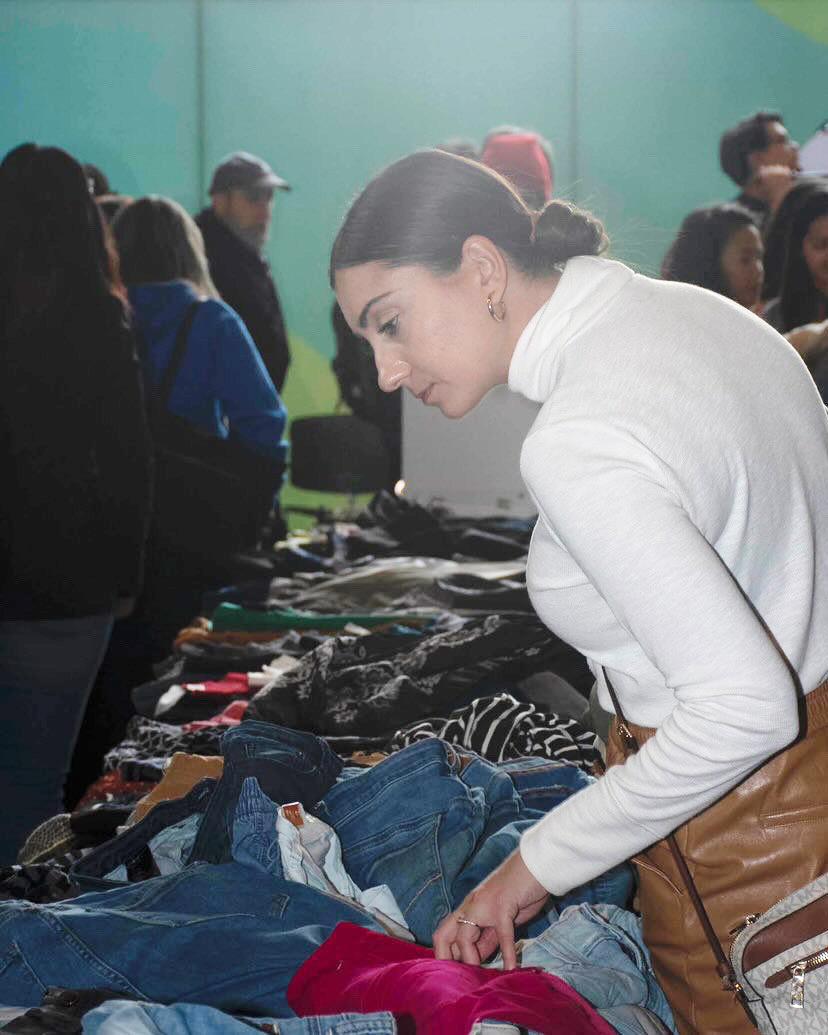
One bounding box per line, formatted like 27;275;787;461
0;860;383;1013
188;721;343;865
83;1000;399;1034
316;740;632;945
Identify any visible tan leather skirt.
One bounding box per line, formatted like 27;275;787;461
606;678;828;1035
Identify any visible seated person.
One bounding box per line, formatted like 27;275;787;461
661;203;763;310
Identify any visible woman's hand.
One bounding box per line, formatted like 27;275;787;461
432;850;549;970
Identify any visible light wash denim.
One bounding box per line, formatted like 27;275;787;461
490;903;677;1034
104;813;202;881
83;1000;398;1034
317;739;633;945
597;1005;672;1035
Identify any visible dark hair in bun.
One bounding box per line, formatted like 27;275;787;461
330;149;607;285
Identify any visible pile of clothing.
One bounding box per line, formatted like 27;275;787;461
0;500;677;1034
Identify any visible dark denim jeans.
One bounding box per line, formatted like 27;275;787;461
71;779;216;891
0;860;383;1013
187;721;343;865
0;615;113;865
317;740;633;945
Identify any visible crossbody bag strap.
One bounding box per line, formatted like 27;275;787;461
157;300;202;411
602;668;757;1026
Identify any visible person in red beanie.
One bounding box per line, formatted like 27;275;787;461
482;126;554;209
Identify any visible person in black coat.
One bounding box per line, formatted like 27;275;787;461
195;152;291;392
0;144;152;862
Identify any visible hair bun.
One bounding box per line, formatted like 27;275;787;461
533;200;608;265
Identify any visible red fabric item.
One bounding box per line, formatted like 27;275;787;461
288;923;614;1035
182;698;250;732
181;672;251;697
481;133;553;202
76;772;156;810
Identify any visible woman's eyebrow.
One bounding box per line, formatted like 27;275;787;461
359;291;393;329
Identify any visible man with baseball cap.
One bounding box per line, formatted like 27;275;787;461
196;151;291;391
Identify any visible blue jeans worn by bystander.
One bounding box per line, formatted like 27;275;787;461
0;614;113;865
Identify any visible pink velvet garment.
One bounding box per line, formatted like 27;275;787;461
288;923;615;1035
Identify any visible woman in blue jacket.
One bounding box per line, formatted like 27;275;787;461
113;195;287;465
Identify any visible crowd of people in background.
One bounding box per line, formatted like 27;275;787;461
2;108;827;863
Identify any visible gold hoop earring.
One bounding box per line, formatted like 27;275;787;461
487;295;506;322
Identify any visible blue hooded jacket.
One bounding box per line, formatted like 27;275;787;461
129;280;287;465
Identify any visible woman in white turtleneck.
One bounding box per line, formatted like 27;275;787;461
332;149;828;1035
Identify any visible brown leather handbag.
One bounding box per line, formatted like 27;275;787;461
603;668;828;1034
603;670;758;1030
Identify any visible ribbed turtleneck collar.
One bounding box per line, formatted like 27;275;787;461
507;256;636;403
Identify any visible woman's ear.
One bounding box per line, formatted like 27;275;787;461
460;235;508;295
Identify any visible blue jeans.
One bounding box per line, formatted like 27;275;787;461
0;614;113;864
0;794;383;1015
187;721;343;865
83;1001;398;1034
317;739;633;945
513;903;677;1033
71;779;216;891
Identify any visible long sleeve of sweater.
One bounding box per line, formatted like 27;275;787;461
518;420;799;895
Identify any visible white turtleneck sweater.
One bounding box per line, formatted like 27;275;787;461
510;256;828;895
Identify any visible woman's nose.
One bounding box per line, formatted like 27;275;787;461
376;356;411;393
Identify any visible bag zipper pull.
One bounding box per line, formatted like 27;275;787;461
790;961;806;1009
729;913;760;937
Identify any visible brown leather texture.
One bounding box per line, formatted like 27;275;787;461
606;678;828;1035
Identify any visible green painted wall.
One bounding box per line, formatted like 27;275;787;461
2;0;826;514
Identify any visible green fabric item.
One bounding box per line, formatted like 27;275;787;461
210;602;430;632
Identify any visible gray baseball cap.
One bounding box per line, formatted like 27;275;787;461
208;151;290;194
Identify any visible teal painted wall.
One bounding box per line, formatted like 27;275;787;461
2;0;826;507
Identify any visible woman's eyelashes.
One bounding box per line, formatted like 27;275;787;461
378;315;399;338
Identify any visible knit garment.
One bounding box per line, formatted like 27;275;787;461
509;255;828;895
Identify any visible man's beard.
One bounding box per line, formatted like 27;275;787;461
225;218;268;254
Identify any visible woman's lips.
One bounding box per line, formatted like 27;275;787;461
419;383;435;404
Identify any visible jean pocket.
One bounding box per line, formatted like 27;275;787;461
344;813;443;918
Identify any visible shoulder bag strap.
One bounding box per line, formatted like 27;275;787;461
157;300;202;411
602;667;757;1026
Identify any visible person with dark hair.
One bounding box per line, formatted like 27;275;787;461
331;301;401;486
661;203;763;310
0;143;151;862
82;161;111;197
437;137;479;161
761;175;827;301
719;111;799;226
763;186;828;333
332;149;828;1035
481;125;554;210
195;152;292;392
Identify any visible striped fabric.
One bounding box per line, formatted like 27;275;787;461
389;692;599;771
